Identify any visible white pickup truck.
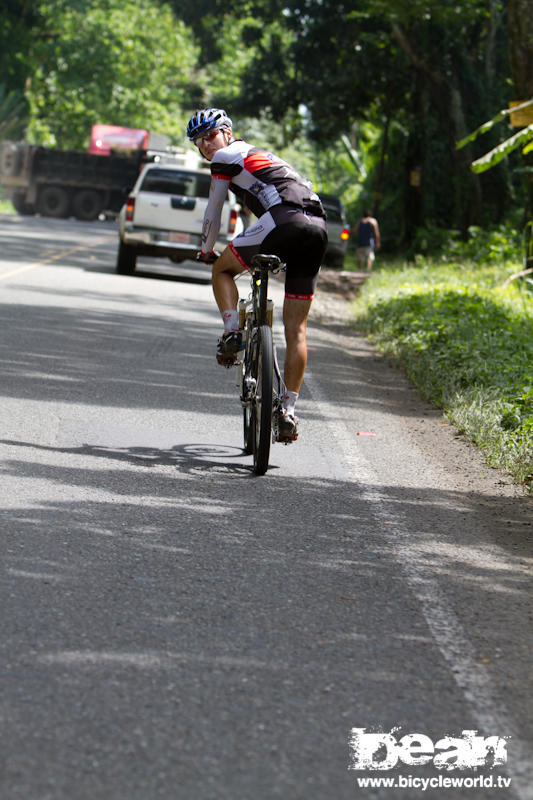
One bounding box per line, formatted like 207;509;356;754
116;160;241;274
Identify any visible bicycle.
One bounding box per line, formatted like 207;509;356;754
237;253;289;475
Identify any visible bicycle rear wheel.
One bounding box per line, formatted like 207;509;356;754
252;324;273;475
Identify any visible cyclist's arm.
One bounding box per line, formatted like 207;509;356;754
201;177;229;255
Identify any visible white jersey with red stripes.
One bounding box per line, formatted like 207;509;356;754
210;139;322;219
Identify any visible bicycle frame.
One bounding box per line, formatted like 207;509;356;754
239;254;284;387
251;254;283;372
238;254;285;473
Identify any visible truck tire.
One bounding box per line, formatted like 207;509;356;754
73;189;102;221
37;186;71;218
0;142;22;177
11;191;36;216
116;240;137;274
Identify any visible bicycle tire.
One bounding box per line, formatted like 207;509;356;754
253;325;273;475
242;331;255;455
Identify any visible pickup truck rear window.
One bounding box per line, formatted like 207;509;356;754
140;168;211;198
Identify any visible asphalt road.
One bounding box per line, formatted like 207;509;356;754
0;215;531;800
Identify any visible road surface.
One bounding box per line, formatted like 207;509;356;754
0;215;531;799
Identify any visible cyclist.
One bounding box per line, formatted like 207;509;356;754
187;108;327;441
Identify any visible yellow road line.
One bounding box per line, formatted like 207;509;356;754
0;244;88;282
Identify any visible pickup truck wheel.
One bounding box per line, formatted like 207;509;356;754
73;189;102;221
37;186;71;218
116;240;137;274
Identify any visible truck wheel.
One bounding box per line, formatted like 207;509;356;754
37;186;70;218
11;191;35;216
73;189;102;221
116;240;137;274
0;143;22;177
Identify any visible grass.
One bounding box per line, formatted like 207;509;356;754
350;238;533;491
0;198;14;214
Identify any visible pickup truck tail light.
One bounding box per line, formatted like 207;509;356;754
229;208;238;234
125;197;135;222
341;227;350;241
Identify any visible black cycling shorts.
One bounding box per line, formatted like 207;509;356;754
229;204;328;299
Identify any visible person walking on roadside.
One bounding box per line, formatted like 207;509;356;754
186;108;327;441
351;209;380;271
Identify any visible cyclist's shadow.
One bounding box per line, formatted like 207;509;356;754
1;439;264;476
89;441;282;475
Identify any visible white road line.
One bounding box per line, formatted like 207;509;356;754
305;369;532;800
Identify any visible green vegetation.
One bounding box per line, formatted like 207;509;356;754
26;0;197;148
351;233;533;490
2;1;531;243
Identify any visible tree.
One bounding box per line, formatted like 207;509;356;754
0;85;27;141
25;0;199;149
456;1;533;269
508;0;533;268
198;0;513;241
0;2;38;97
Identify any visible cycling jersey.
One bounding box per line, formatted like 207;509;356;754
211;139;324;216
201;139;324;255
200;139;327;299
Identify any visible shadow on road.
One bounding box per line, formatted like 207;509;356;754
0;297;435;421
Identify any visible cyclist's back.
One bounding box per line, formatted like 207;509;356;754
210;139;325;221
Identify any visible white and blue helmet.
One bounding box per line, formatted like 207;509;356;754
186;108;233;141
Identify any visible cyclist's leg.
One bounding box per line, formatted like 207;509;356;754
210;248;247;364
214;211;276;322
282;297;312;393
211;246;245;315
261;209;326;415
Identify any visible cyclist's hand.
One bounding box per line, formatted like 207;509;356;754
196;250;220;264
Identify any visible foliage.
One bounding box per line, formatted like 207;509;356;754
351;258;533;488
409;223;523;265
456;99;533;173
169;0;517;237
0;85;28;141
0;2;38;96
25;0;199;148
1;0;525;241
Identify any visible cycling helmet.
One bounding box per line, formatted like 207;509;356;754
186;108;232;141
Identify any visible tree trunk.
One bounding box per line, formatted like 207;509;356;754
374;111;391;218
391;22;482;236
508;0;533;267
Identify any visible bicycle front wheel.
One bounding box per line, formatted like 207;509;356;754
252;324;273;475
